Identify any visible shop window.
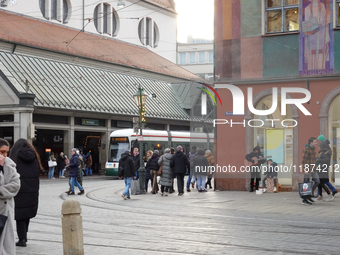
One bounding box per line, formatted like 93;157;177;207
33;114;69;124
39;0;71;23
138;17;159;48
94;3;119;36
265;0;299;34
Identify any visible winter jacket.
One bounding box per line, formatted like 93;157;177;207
301;144;316;171
69;154;79;177
158;153;173;186
316;140;332;180
265;162;278;178
145;157;152;179
148;153;160;171
187;149;197;172
85;155;93;168
171;150;189;174
131;154;141;173
193;149;209;176
245;146;265;178
57;155;66;171
119;152;135;178
13;146;40;221
0;157;20;255
205;152;214;176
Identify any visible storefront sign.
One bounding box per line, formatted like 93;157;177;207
82;119;99;126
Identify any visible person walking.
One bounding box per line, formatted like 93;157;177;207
0;138;21;254
149;150;160;194
301;137;320;205
145;150;153;192
10;138;41;247
48;152;57;179
171;146;189;196
57;152;66;178
194;149;209;192
205;150;214;189
158;148;173;196
169;147;176;194
245;146;266;192
131;148;140;180
67;149;84;195
85;152;93;176
119;150;135;200
186;146;197;192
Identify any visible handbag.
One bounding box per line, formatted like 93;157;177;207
0;214;8;237
130;180;140;195
48;160;57;167
157;156;163;176
299;182;313;198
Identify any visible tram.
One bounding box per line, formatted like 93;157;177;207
104;128;214;176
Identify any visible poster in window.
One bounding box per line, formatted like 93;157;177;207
266;129;284;164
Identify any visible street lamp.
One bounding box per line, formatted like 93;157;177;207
133;86;148;194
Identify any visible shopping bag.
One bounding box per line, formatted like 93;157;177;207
48;160;57;167
131;180;140;195
299;182;313;198
0;214;8;237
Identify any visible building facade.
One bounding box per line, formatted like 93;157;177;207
215;0;340;191
0;0;177;62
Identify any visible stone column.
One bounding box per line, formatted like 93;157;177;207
64;117;75;156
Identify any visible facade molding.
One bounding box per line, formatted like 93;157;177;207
319;86;340;136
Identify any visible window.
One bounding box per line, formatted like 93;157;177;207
180;53;186;64
337;0;340;26
199;52;205;63
94;3;119;36
189;52;196;64
265;0;299;34
209;51;213;63
39;0;70;23
138;17;159;48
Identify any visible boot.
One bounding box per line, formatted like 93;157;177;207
16;240;26;247
78;190;85;195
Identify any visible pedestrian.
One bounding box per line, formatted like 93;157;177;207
119;149;135;200
10;138;41;247
145;150;153;192
131;148;140;180
245;146;266;192
205;150;214;189
169;147;175;194
67;148;84;195
186;146;197;192
194;149;209;192
149;150;160;194
48;152;57;179
158;148;173;196
317;135;338;197
262;159;278;193
316;140;334;202
85;152;93;176
301;137;320;205
76;149;84;186
0;138;21;254
171;145;189;196
57;152;66;178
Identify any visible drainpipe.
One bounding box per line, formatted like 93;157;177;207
82;0;85;31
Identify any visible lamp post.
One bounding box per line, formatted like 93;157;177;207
133;86;147;194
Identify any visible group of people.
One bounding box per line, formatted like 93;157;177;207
48;150;93;179
118;145;215;199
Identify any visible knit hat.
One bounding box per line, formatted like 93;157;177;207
153;150;159;155
317;135;326;142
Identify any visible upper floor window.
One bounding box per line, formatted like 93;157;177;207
39;0;71;23
179;53;186;64
265;0;299;34
189;52;196;64
199;52;205;63
94;3;119;36
337;0;340;26
138;17;159;48
208;51;213;63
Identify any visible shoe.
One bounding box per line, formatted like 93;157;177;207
68;191;75;195
317;195;323;201
249;189;254;192
263;188;267;193
201;189;207;192
302;200;312;205
326;194;334;202
65;190;71;194
151;192;156;194
16;240;26;247
161;192;164;196
191;183;194;188
187;189;191;192
169;190;174;194
164;192;168;196
121;194;127;200
307;198;315;203
178;193;183;196
51;177;55;179
273;187;277;192
209;187;212;189
78;190;85;195
126;196;131;199
59;176;65;178
332;190;338;196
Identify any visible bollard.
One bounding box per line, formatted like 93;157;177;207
61;199;84;255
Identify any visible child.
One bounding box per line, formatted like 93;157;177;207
263;159;278;192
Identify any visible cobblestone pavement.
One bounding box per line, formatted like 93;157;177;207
16;176;340;255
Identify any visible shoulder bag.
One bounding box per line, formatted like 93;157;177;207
157;156;163;176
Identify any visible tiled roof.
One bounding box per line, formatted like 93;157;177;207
0;51;190;120
144;0;176;13
0;10;198;80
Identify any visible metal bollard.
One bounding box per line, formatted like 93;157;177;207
61;199;84;255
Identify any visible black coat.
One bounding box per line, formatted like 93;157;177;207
148;154;160;171
171;150;189;174
193;150;209;176
131;154;141;173
69;153;79;177
57;155;66;171
119;152;135;178
13;146;40;221
265;162;278;178
316;149;331;180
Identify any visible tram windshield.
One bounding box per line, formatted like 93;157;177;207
109;137;129;162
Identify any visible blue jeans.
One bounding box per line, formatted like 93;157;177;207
85;167;92;175
59;168;65;177
48;167;55;179
70;177;83;192
187;171;193;189
123;177;133;197
196;176;206;190
325;182;336;192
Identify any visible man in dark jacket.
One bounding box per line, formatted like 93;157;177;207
245;146;266;192
131;148;140;180
149;150;160;194
68;148;84;195
262;159;278;192
119;150;135;200
171;145;189;196
193;149;209;192
316;140;333;201
186;146;197;192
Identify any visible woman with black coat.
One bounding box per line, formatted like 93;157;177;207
10;138;42;247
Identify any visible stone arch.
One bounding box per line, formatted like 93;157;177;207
319;86;340;136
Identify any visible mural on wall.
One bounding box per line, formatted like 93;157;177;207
300;0;334;76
